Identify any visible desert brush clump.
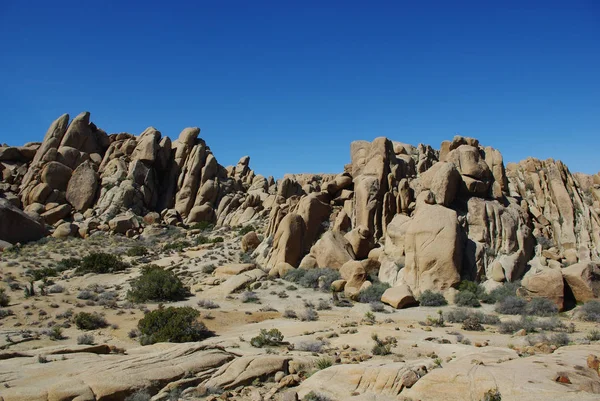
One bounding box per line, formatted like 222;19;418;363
74;312;108;330
371;333;397;356
418;290;448;306
357;282;390;303
283;268;341;292
445;308;500;325
74;252;129;275
137;306;213;345
579;300;600;322
250;328;285;347
0;288;10;307
127;265;189;302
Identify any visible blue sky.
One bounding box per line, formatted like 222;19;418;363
1;0;598;177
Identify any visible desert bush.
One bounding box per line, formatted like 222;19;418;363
283;309;297;319
371;333;396;356
317;299;332;310
30;267;57;281
127;265;188;302
462;316;484;331
56;257;81;271
525;297;558;317
284;268;341;292
189;221;214;231
297;340;325;353
48;284;64;294
126;246;148;257
299;308;319;321
579;300;600;322
370;301;385;312
549;332;570;347
455;291;480;307
480;281;521;304
77;290;97;300
498;315;538;334
210;236;224;243
124;390;152;401
238;225;255;236
0;288;10;307
315;357;332;370
482;388;502;401
418;290;448;306
445;308;500;325
162;241;192;252
77;333;95;345
197;299;220;309
303;392;331;401
250;328;284;347
241;291;259;303
137;306;213;345
75;253;128;275
74;312;108;330
48;326;64;340
495;296;527;315
586;329;600;341
357;282;390;303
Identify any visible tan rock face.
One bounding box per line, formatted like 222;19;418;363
266;213;306;268
241;231;261;253
66;160;98;212
562;262;600;302
519;266;565;310
0;198;47;244
309;231;355;269
402;203;462;296
381;284;417;309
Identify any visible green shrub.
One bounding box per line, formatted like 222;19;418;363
56;257;81;271
586;329;600;341
482;388;502;401
75;253;128;275
445;308;500;325
315;357;333;370
74;312;108;330
0;289;10;307
455;291;480;307
358;282;390;303
480;281;521;304
238;225;255;236
418;290;448;306
579;300;600;322
137;306;213;345
371;333;395;356
283;268;341;292
525;297;558;317
250;328;284;347
211;237;224;243
162;241;192;252
189;221;214;231
126;246;148;257
495;296;527;315
458;280;479;294
77;333;95;345
462;317;484;331
127;265;189;302
30;267;58;281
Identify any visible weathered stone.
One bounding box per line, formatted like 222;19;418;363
66;160;98;211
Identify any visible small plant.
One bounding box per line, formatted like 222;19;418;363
369;301;385;312
482;388;502;401
371;333;396;356
0;288;10;307
525;297;558;317
480;281;521;304
75;252;128;275
586;329;600;341
455;291;481;307
162;240;192;252
426;310;445;327
238;225;255;236
197;299;220;309
38;355;49;364
579;300;600;322
462;316;484;331
445;308;500;325
137;306;213;345
317;299;332;310
77;333;95;345
549;332;570;347
126;246;148;257
299;308;319;321
56;257;81;271
297;340;325;353
250;328;284;347
315;357;333;370
283;268;341;292
303;391;331;401
283;309;297;319
124;390;152;401
241;291;259;303
74;312;108;330
48;326;64;340
357;282;391;303
364;311;376;324
418;290;448;306
495;296;527;315
127;265;189;302
189;221;214;231
30;267;58;281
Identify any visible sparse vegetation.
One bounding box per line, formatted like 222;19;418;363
241;291;259;303
238;225;255;236
579;300;600;322
127;265;188;302
0;288;10;307
482;388;502;401
495;296;527;315
455;290;481;307
357;282;390;303
189;221;214;231
445;308;500;325
303;391;331;401
126;245;148;257
418;290;448;306
299;308;319;321
284;268;341;292
371;333;396;356
162;240;192;252
77;333;95;345
315;357;333;370
197;299;220;309
480;281;521;304
137;306;213;345
250;328;284;348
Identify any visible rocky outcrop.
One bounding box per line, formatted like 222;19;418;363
0;198;47;244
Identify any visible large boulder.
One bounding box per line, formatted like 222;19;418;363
309;231;355;269
344;225;374;260
66;160;98;211
381;284;417;309
0;198;47;244
402;200;462;296
241;231;261;253
519;266;565;310
266;213;306;268
40;161;73;191
562;262;600;303
419;161;460;206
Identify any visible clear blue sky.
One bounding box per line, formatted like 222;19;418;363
1;0;599;177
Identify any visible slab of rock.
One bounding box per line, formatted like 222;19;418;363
0;343;235;401
202;355;291;390
206;269;266;296
241;231;261;253
562;262;600;303
381;284;417;309
66;160;98;211
213;263;256;277
519;266;564;310
0;198;47;244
